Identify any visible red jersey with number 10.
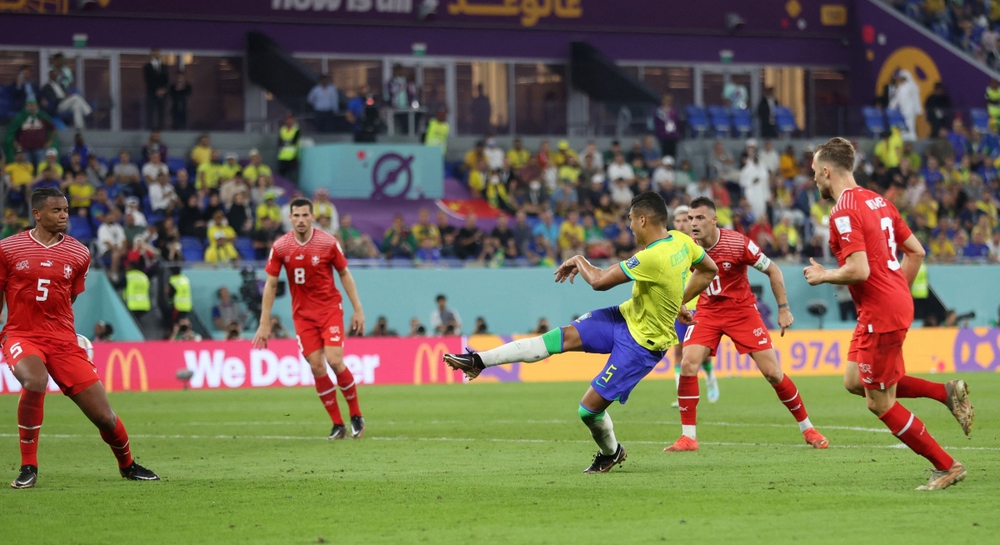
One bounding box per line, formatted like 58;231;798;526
828;186;913;333
265;228;348;323
0;231;91;342
697;228;772;314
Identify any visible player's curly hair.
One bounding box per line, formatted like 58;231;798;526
31;187;65;211
814;137;855;173
630;191;668;226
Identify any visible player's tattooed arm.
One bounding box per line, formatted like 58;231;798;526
683;253;718;305
803;252;869;286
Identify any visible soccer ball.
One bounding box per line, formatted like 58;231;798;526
77;334;94;363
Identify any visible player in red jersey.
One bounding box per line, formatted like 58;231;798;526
0;188;159;488
665;196;829;452
253;196;367;439
804;138;967;490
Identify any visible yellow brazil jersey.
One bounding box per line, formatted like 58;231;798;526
617;230;705;351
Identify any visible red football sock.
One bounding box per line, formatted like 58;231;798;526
315;374;344;425
772;375;809;422
17;390;45;468
99;416;134;469
878;402;953;471
895;376;947;404
677;375;699;426
336;368;362;418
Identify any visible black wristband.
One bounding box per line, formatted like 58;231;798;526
778;303;789;309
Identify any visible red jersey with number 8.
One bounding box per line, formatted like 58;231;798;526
265;228;348;322
828;186;913;333
0;231;91;342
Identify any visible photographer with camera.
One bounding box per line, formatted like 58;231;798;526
212;287;247;335
171;317;202;342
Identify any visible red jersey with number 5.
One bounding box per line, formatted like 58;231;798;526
265;228;348;322
828;186;913;332
0;231;91;342
697;228;772;314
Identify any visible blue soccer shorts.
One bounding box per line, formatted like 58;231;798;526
572;306;665;404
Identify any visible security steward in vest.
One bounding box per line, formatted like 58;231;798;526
167;266;193;326
124;261;151;319
278;112;301;179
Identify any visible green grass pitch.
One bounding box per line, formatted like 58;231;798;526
0;373;997;544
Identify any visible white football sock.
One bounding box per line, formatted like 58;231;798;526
584;411;619;455
798;417;814;433
682;425;697;440
479;336;550;367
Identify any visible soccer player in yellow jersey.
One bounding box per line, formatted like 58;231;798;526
445;192;718;473
670;205;720;406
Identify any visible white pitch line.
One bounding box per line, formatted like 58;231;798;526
0;433;994;451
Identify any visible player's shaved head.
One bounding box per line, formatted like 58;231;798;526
31;187;65;211
813;137;855;173
629;192;668;226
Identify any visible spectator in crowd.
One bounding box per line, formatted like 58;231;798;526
169;72;192;130
760;140;780;178
757;86;779;138
470;83;492;136
249;216;279;260
988;78;1000;125
409;318;427;337
141;130;168;163
654;93;681;158
308;74;340;133
67;172;94;216
424;107;451;155
337;215;380;259
143;49;169;130
64;150;85;180
557;210;585;260
515;179;549;216
190;134;213;167
532;318;550;335
890;70;922;141
386;65;417;131
473;317;489;335
93;321;114;342
85;154;107;187
430;294;462;335
651;156;675;193
607;152;635;185
4;98;55;166
875;128;904;168
205;209;239;263
9;65;36;112
97;208;127;281
219;152;242;183
382;214;417;259
171;317;202;342
212;287;247;332
964;228;992;261
175;168;196;204
113;150;141;190
313;188;338;227
507;138;530;169
370;316;398;337
38;148;63;179
454;214;484;260
142;149;169;187
929;228;957;263
242;148;272;187
89;187;112;227
277;113;301;179
639;135;661;171
525;231;557;267
156;217;182;262
491;213;519;261
227;190;254;237
149;172;179;216
531;210;558;247
467;159;488;198
709;141;740;182
484;136;504;170
609;176;635;209
412;208;440;250
253;190;281;231
33;163;61;192
267;315;289;339
40;68;91;129
72;132;92;164
613;229;636;260
925;82;953;137
4;148;34;213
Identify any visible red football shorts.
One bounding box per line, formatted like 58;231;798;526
294;309;345;356
848;324;907;390
684;306;773;356
1;334;99;396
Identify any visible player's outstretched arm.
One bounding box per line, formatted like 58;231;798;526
898;233;926;287
252;274;280;349
803;253;869;286
338;268;365;335
682;253;718;305
556;255;629;291
762;261;794;336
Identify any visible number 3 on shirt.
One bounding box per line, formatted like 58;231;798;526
36;279;50;301
293;268;306;284
880;217;901;271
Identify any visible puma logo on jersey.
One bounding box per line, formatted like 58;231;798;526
41;260;53;267
295;254;305;260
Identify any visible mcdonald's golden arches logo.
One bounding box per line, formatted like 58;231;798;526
105;349;149;393
413;343;455;385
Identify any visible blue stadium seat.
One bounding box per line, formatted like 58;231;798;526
861;106;886;136
774;106;797;136
730;108;753;137
166;157;186;174
684;105;708;137
0;86;13;120
885;108;908;132
706;105;731;136
235;237;255;261
68;215;93;242
969;108;990;133
181;236;204;262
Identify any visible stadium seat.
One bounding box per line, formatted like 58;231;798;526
861;106;886;136
774;106;797;136
969;108;990;133
730;108;753;137
235;237;255;261
707;105;731;136
885;108;908;132
68;215;93;242
166;157;186;174
181;236;204;262
0;86;13;121
684;105;709;137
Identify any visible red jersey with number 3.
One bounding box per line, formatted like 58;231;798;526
828;187;913;332
265;228;348;322
0;231;91;342
697;228;772;314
